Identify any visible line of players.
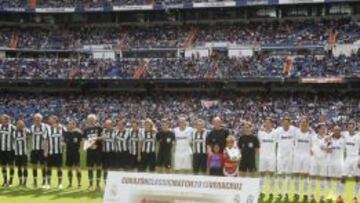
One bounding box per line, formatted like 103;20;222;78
0;112;359;202
0;113;212;190
258;116;360;203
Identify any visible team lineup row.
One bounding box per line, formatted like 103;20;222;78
0;113;359;202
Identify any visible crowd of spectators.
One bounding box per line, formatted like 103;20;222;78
0;0;235;8
196;19;359;46
0;93;358;135
0;19;358;49
0;0;28;8
0;53;358;79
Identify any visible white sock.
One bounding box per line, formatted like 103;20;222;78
320;179;326;197
327;179;332;192
336;180;344;196
355;182;360;198
260;176;265;192
303;177;309;196
285;176;291;194
294;176;300;194
270;175;275;193
278;176;284;193
310;178;317;195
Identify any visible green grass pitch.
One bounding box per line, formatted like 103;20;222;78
0;169;103;203
0;171;357;203
0;150;103;203
0;149;356;203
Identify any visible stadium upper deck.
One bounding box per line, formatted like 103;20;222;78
0;0;358;83
0;0;358;11
0;53;359;79
0;19;358;50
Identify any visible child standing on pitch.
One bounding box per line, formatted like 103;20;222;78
223;135;241;177
207;144;224;176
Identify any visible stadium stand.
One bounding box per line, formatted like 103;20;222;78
0;93;358;135
0;53;359;79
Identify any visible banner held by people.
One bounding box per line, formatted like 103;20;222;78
104;171;260;203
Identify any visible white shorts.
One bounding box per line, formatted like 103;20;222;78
174;152;192;170
328;163;344;178
343;157;360;177
259;155;276;173
309;158;327;177
292;155;311;174
277;155;293;174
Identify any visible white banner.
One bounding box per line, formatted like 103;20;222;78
193;2;236;8
35;8;75;13
113;5;153;11
279;0;324;4
104;172;260;203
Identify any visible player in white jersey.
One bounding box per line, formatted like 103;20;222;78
258;117;276;198
309;123;329;202
173;117;193;172
328;125;346;202
341;120;360;202
274;115;297;200
292;116;313;201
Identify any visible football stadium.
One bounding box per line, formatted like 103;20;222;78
0;0;359;203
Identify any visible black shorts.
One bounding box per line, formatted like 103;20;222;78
156;150;171;169
30;150;45;165
209;168;223;176
115;151;129;169
47;154;63;168
86;149;102;167
102;152;114;169
129;154;140;169
140;152;156;172
15;155;28;167
193;153;207;173
66;151;80;167
0;151;15;166
239;159;256;172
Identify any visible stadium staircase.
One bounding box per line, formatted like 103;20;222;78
207;53;220;79
183;28;198;49
134;60;149;79
117;32;129;51
9;32;19;49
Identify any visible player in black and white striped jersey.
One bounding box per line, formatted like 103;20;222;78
30;113;49;188
191;119;208;174
140;119;157;172
101;119;115;185
44;115;66;189
128;119;142;170
14;120;30;187
83;114;103;191
0;114;16;187
114;119;129;170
